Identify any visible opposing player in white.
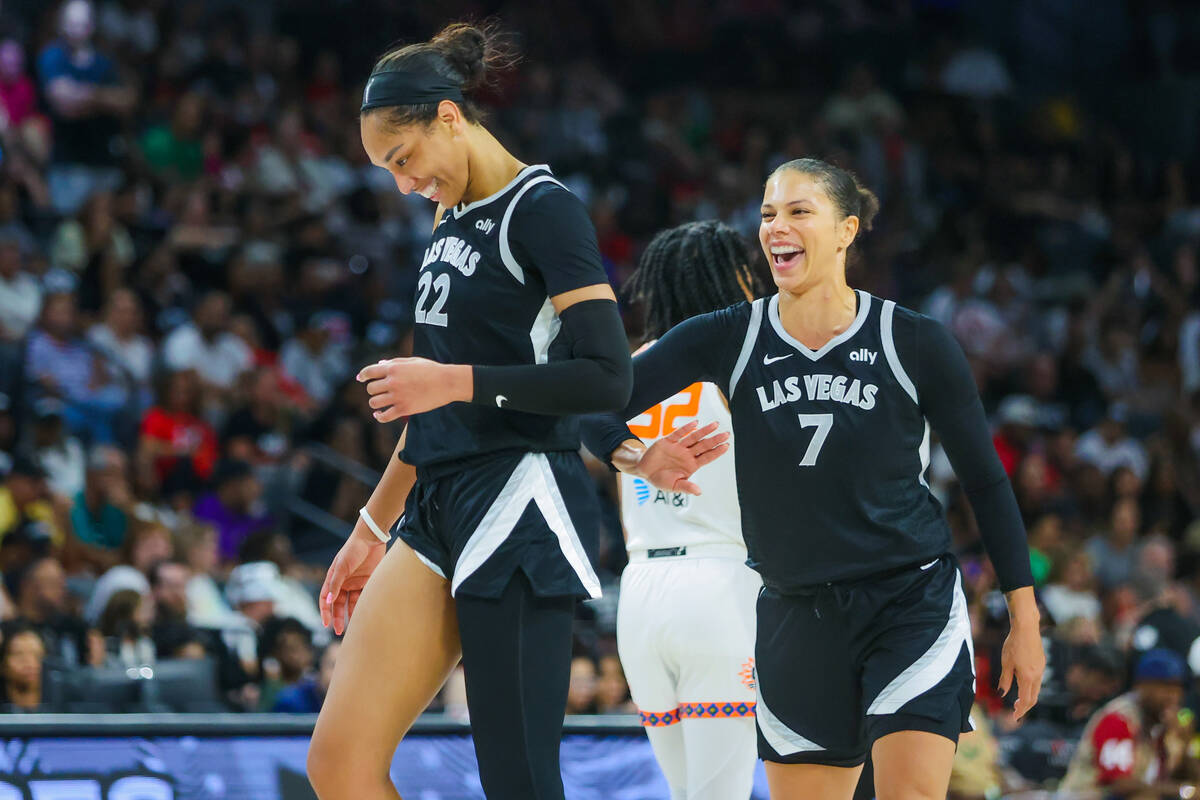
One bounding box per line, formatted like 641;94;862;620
600;221;770;799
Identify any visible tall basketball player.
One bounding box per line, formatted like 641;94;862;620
305;22;672;800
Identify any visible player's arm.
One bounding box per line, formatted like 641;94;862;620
361;189;631;420
913;314;1044;717
579;310;737;487
320;426;417;634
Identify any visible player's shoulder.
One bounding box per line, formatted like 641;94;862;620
704;298;757;333
511;167;578;212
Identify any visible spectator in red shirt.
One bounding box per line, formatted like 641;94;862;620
136;369;218;489
1061;648;1195;796
0;39;36;131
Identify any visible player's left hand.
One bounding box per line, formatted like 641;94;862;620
358;358;471;422
635;420;730;496
998;596;1045;720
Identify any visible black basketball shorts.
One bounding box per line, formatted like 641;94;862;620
397;449;602;601
755;554;975;767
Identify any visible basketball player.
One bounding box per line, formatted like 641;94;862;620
583;159;1045;800
304;23;703;800
611;221;771;799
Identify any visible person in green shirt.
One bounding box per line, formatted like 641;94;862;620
66;446;131;571
140;91;204;182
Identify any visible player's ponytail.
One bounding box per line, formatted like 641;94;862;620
363;21;518;129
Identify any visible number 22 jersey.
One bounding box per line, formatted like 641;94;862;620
399;165;610;475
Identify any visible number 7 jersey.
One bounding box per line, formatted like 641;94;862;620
724;290;951;590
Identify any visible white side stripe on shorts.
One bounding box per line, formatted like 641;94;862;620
451;453;602;599
755;686;826;756
413;549;446;579
867;570;973;715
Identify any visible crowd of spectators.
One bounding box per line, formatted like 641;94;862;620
0;0;1198;793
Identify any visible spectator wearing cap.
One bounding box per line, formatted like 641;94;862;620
192;460;272;562
32;397;85;499
272;639;340;714
0;236;40;342
992;394;1041;478
238;530;327;645
1076;402;1149;480
136;368;219;488
36;0;136;216
161;290;252;394
223;559;281;674
82;519;169;623
1061;649;1197;796
0;455;62;552
65;445;132;572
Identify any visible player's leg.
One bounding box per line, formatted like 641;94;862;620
765;762;864;799
861;557;975;800
673;558;760;800
870;730;956;800
307;542;460;800
680;716;758;799
455;570;575;800
617;561;687;797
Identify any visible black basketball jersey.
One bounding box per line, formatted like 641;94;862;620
723;291;949;590
582;287;1032;593
399;164;609;473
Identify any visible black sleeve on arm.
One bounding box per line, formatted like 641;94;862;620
912;315;1034;592
471;299;632;415
579;307;742;468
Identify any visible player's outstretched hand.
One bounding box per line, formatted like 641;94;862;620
358;357;471;422
320;527;386;636
635;420;730;496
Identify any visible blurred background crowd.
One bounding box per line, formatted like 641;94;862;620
0;0;1198;794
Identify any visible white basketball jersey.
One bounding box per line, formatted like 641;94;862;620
619;381;745;552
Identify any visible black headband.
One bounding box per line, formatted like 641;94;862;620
361;69;464;111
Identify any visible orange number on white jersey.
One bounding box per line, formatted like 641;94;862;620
628;383;703;439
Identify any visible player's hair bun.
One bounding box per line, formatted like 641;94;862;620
856;185;880;232
430;23;490;92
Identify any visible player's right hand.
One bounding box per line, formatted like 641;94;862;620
635;420;730;496
320;526;386;636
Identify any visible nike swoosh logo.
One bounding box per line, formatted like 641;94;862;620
496;395;507;408
763;354;793;365
920;559;939;571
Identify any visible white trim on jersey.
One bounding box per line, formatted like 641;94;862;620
451;164;550;219
498;174;568;285
530;297;561;364
729;297;765;398
756;687;827;756
880;299;917;404
413;548;446;579
918;419;932;490
451;453;602;599
768;290;871;361
866;569;973;715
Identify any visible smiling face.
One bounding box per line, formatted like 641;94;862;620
759;170;860;294
360;102;470;207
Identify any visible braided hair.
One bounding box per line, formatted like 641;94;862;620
625;220;771;341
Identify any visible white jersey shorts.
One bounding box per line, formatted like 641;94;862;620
617;545;761;727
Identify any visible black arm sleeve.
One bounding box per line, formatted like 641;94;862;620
579;307;743;467
911;316;1034;592
471;299;632;415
